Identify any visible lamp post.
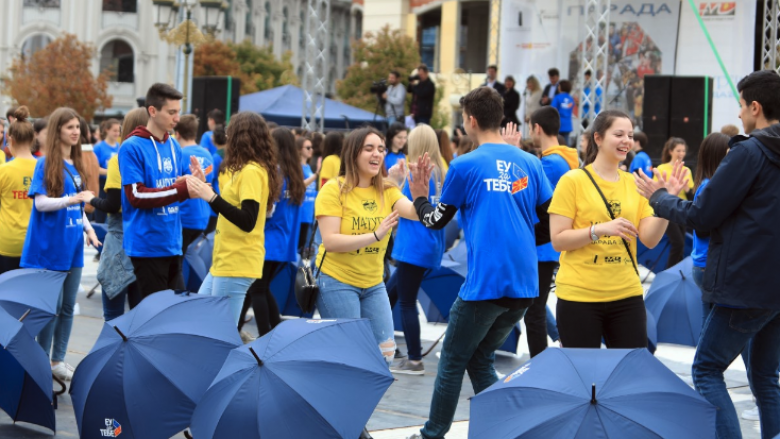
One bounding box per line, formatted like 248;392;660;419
152;0;228;111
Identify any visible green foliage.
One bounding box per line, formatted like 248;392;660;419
430;76;450;130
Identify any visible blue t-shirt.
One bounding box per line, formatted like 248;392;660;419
691;179;710;268
629;150;653;176
552;93;575;133
200;131;217;155
440;143;553;301
179;145;214;230
119;135;184;257
301;164;316;224
209;152;224;219
264;178;302;262
385;152;405;171
537;153;571;262
94;140;119;169
21;158;85;270
392;176;446;269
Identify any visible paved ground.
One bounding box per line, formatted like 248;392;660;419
0;247;763;438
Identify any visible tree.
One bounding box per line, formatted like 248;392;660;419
194;40;298;95
2;33;112;120
337;26;420;121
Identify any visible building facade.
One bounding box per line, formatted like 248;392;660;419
0;0;363;118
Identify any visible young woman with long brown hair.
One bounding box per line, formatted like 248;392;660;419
21;107;101;381
188;112;280;325
0;106;37;274
237;127;305;337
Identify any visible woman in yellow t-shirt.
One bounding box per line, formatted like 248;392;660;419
549;110;671;349
318;131;343;189
315;127;420;366
187;112;278;325
655;137;694;269
0;106;37;273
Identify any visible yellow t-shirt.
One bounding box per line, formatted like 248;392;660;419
0;158;36;257
103;155;123;213
0;151;5;165
210;162;269;278
548;165;655;302
315;179;404;288
654;163;694;200
319;155;341;189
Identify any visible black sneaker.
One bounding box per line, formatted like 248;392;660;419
394;348;406;359
390;359;425;375
359;427;373;439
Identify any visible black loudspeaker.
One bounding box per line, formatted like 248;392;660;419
642;75;713;169
191;76;241;141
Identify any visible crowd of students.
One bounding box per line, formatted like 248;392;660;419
1;69;779;439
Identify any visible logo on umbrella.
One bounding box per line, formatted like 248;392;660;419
306;319;337;324
504;363;531;383
100;418;122;437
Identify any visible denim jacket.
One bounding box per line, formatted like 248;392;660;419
97;213;136;299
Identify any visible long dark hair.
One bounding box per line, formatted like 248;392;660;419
661;137;687;164
386;123;408;154
583;110;633;166
271;128;306;205
322;131;344;158
309;131;324;169
694;133;729;190
32;117;48;154
222;112;280;210
44;108;87;196
434;129;454;165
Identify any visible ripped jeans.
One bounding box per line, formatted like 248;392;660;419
316;272;396;365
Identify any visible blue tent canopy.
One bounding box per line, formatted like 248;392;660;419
239;85;386;130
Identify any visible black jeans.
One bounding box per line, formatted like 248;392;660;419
238;261;282;336
386;262;429;361
182;228;204;256
557;295;647;349
0;255;21;275
130;256;185;299
524;261;557;357
666;222;686;268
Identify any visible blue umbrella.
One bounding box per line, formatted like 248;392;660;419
0;269;68;337
190;318;394;439
646;309;658;354
69;290;242;439
645;257;703;347
469;348;715;439
637;233;693;274
183;232;214;292
0;307;55;432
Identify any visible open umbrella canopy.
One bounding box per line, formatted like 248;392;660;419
70;290;242;439
182;232;214;292
645;257;703;347
190;318;394;439
470;348;715;439
0;306;55;432
646;309;658;354
0;269;68;338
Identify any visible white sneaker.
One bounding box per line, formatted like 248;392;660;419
496;370;506;380
51;362;74;381
239;331;256;344
741;406;760;421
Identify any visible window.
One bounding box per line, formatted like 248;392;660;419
21;35;52;60
264;2;272;41
102;0;137;13
23;0;60;7
100;40;134;83
245;0;254;36
458;2;489;72
282;7;290;49
354;11;362;40
419;8;441;72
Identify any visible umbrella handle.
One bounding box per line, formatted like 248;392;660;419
53;374;67;410
422;331;447;358
184;430;194;439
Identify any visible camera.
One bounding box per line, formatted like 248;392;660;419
370;79;388;95
408;74;420;82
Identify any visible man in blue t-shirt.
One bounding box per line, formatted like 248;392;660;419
119;83;205;299
175;114;214;255
406;86;553;439
629;131;653;176
551;80;575;145
198;108;225;155
525;106;579;358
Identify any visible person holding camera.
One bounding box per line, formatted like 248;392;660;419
383;71;406;126
409;65;436;126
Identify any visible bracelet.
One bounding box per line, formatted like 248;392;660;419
373;231;380;241
208;193;218;203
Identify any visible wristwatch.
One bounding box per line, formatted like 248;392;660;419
590;225;599;242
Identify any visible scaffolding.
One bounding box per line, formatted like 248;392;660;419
579;0;610;128
762;0;780;73
301;0;331;132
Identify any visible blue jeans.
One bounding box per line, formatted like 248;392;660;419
386;262;428;361
693;305;780;438
37;267;83;363
420;298;528;439
199;273;255;325
692;265;712;328
101;281;141;321
316;272;396;363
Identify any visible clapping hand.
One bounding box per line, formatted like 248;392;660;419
186;176;215;201
388;159;407;186
190;156;206;182
635;161;689;200
501;122;522;147
408;153;432;200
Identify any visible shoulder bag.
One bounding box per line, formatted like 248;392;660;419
294;221;326;314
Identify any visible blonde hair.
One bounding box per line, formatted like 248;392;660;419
407;124;444;198
527;75;542;93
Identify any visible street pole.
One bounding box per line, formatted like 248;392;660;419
182;7;193;111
